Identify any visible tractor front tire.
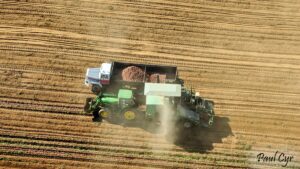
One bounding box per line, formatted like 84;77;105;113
84;97;93;113
99;109;111;119
92;107;102;122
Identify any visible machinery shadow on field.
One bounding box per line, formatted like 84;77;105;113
104;116;232;153
169;116;233;153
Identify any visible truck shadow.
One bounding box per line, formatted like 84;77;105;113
167;116;233;153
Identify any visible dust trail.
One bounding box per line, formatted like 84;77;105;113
148;97;179;153
159;98;176;137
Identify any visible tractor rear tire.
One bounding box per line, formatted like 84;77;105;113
121;108;141;125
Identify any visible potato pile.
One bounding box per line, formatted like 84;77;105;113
121;66;166;83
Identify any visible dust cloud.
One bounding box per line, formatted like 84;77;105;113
159;98;176;136
149;98;181;145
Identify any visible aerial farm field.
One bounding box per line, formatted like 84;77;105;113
0;0;299;168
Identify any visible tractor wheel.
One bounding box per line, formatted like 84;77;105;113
121;108;141;124
84;97;93;113
92;107;102;122
99;109;111;119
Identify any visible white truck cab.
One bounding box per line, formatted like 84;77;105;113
85;62;112;87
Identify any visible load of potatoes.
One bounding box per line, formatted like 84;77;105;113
121;66;166;83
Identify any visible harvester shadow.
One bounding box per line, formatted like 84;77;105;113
104;116;232;153
169;116;233;153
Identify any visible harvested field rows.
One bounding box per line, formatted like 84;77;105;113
0;0;300;168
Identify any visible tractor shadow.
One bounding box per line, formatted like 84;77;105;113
169;116;233;153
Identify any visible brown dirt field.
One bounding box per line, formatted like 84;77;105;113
0;0;300;168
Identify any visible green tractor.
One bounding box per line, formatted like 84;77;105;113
84;88;140;123
84;61;214;129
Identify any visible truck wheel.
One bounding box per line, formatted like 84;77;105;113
91;84;101;95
